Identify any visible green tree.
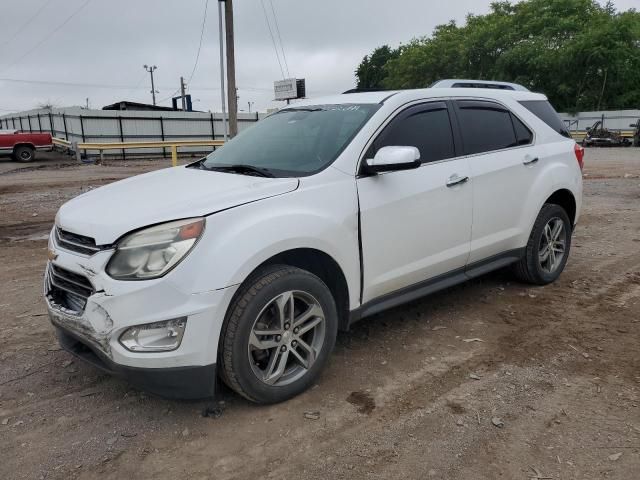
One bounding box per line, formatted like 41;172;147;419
355;45;399;89
354;0;640;112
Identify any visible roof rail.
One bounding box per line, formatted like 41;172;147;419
342;87;393;94
431;79;529;92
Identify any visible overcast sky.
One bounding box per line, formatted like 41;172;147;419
0;0;636;114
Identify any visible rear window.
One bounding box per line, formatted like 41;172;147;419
520;100;570;138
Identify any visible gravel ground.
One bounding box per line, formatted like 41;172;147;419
0;148;639;480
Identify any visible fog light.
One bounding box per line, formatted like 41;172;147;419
119;318;187;352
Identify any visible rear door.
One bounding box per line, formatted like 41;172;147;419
452;99;542;264
357;101;473;303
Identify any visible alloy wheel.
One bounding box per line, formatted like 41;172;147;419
248;290;326;386
538;217;567;274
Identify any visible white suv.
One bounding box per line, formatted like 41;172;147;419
45;88;584;403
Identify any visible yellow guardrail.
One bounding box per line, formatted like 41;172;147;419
53;137;72;148
54;138;224;166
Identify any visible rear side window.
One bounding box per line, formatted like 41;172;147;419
455;100;517;155
368;102;455;163
512;115;533;145
519;100;570;138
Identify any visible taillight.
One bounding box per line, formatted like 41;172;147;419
574;143;585;170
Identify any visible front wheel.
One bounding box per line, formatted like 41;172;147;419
219;265;338;404
513;204;572;285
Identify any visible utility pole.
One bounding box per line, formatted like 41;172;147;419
224;0;238;137
180;76;187;111
144;65;158;106
217;0;228;140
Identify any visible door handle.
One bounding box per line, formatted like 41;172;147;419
523;157;539;166
446;174;469;187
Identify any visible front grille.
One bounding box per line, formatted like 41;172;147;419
46;264;94;313
55;227;101;256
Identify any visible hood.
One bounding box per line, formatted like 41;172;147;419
56;166;299;244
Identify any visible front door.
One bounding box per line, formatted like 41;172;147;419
357;101;473;303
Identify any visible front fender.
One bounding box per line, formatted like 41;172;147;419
169;173;361;309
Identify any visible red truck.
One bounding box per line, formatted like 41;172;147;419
0;129;53;162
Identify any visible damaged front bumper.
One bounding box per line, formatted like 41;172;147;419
44;248;236;399
54;325;217;400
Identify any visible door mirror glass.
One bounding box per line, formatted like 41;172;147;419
364;146;421;174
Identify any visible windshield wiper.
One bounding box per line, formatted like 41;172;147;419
202;164;275;178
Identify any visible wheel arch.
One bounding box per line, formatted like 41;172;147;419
242;248;351;332
13;142;36;152
544;189;576;226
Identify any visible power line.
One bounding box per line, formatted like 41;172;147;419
0;77;147;90
0;0;93;74
187;0;210;85
260;0;285;79
159;0;211;104
0;0;55;50
0;75;279;92
124;72;150;98
268;0;290;78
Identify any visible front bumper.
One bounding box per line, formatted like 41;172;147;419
55;326;217;399
44;243;238;399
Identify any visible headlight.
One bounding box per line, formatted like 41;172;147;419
119;318;187;352
106;218;205;280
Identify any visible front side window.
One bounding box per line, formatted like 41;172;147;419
455;100;519;155
199;103;380;177
367;102;455;164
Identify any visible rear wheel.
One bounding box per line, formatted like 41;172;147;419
13;145;35;163
219;265;338;404
513;204;572;285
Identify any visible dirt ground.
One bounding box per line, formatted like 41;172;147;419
1;149;639;480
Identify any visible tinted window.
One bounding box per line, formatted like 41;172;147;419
511;114;533;145
456;101;517;154
519;100;570;138
370;104;455;163
201;103;380;177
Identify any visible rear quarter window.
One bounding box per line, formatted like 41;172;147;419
519;100;570;138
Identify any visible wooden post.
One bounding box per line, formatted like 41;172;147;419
225;0;238;137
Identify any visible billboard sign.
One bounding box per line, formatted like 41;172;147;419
274;78;298;101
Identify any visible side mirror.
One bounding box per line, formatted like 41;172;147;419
363;146;421;174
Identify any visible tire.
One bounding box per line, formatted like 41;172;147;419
513;204;572;285
13;145;35;163
219;265;338;404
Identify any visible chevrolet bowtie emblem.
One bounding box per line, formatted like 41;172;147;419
47;248;58;261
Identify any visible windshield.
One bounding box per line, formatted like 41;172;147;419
199;103;380;177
